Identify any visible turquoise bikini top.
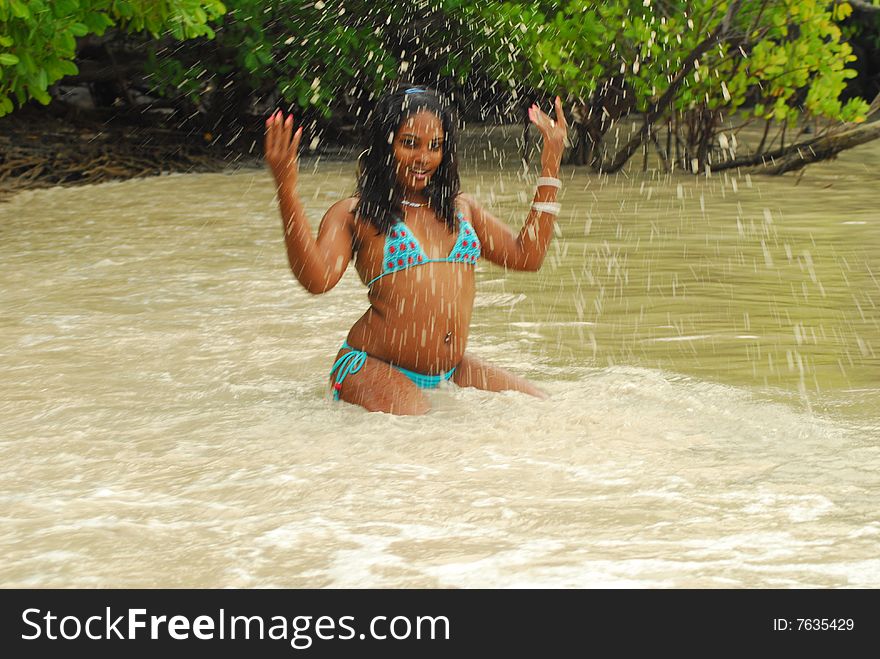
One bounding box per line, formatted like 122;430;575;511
367;210;481;286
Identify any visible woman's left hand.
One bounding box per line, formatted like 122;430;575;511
529;96;568;169
529;96;568;148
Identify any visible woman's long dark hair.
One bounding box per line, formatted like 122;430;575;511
355;86;460;235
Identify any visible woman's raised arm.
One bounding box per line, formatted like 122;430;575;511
265;112;354;294
467;97;567;271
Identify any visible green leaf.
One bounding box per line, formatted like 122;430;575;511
60;31;77;53
19;52;36;74
0;54;20;66
31;86;51;105
59;60;79;76
83;12;114;35
54;0;80;14
9;0;30;19
114;1;134;19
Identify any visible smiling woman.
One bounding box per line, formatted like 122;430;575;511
355;87;462;238
394;112;444;192
264;85;568;414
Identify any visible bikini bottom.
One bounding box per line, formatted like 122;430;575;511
329;340;456;400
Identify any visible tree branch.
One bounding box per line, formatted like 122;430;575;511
601;0;744;173
711;120;880;174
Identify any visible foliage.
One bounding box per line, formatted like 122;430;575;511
0;0;225;116
462;0;871;169
142;0;485;122
179;0;398;117
466;0;868;117
1;0;873;172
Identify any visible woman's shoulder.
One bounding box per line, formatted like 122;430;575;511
455;192;479;219
320;196;360;229
325;196;359;217
325;196;377;247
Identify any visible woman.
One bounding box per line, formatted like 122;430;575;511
264;86;567;414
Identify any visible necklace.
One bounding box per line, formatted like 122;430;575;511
400;199;427;208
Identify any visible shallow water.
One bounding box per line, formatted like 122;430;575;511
1;131;878;587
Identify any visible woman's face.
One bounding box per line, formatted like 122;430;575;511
392;110;444;196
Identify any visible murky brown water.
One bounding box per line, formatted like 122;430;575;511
1;129;877;587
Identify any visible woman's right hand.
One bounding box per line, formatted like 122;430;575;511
265;110;303;188
528;96;568;172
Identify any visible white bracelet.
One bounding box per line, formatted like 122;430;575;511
536;177;562;188
531;202;561;215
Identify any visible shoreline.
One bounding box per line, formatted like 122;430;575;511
0;106;361;201
4;105;879;202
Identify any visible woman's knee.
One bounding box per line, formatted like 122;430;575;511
334;358;430;415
